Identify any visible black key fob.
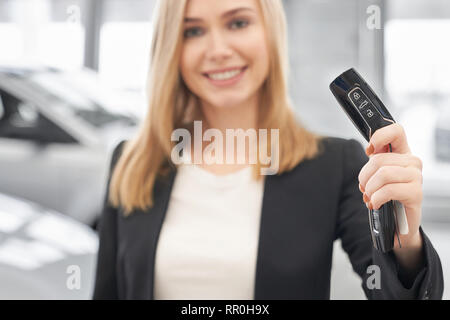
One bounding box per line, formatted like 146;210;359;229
329;68;407;253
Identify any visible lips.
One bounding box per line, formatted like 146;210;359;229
202;66;247;79
202;66;247;88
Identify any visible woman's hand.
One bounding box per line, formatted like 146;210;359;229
357;123;425;278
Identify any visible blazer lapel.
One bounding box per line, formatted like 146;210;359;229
146;168;177;299
254;174;278;299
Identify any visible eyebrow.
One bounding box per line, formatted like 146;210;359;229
184;7;255;23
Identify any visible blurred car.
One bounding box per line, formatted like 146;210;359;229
0;192;98;299
0;65;139;226
435;107;450;162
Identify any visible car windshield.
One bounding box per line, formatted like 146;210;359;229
25;72;136;128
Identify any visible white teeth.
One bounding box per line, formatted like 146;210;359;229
207;69;243;80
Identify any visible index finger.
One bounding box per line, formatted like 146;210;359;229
368;123;411;155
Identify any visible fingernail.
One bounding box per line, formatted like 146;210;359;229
359;184;365;193
363;193;370;202
368;202;373;210
366;143;374;156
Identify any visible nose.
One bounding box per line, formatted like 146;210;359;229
205;29;233;63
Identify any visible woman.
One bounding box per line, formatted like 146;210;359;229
93;0;443;299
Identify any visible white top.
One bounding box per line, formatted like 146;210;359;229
153;163;265;300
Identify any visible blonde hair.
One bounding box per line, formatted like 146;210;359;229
109;0;324;215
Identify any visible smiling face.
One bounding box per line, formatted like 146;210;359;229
180;0;270;110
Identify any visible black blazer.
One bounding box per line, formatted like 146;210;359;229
93;137;443;300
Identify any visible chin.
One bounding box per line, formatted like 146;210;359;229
204;95;251;110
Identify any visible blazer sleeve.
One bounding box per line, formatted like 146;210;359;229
92;141;126;300
336;138;444;300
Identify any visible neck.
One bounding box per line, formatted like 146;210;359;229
189;94;260;168
199;95;259;133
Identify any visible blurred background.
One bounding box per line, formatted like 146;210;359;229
0;0;448;299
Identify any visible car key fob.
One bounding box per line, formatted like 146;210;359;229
329;68;409;253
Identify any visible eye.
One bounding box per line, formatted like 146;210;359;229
229;18;249;30
184;27;204;38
